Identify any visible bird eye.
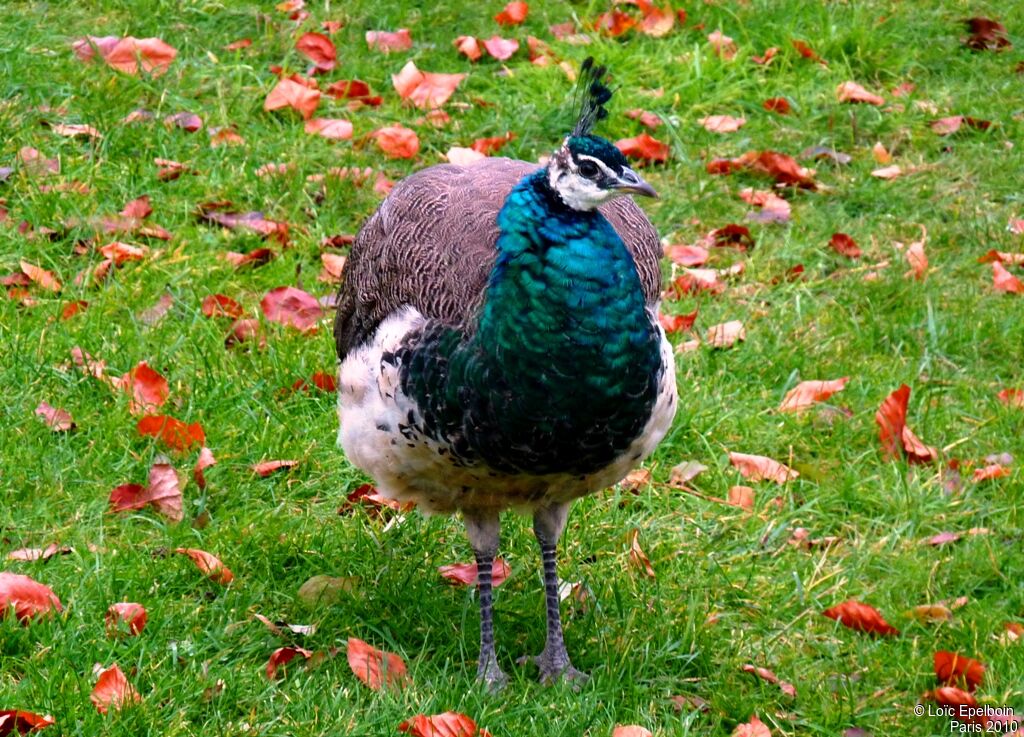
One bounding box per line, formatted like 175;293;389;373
577;160;599;179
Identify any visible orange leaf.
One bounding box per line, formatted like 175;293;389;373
822;599;899;636
934;651;985;691
700;115;746;133
346;637;409;690
438;559;510;587
595;10;636;37
728;452;798;484
664;245;708;267
731;715;771;737
993;262;1024;294
471;132;516;155
727;485;755;509
137;415;205;452
391;61;465;109
365;29;412;53
372;124;420;159
295;32;336;71
19;261;61;292
707;320;746;349
264;78;321;120
252;459;298;476
836;81;884;105
266;646;313;678
399;712;485;737
929;687;986;725
90;665;140;713
875;384;937;463
304;118;353;140
659;309;698;334
973;463;1010;481
0;572;62;623
106;602;147;636
613;727;653;737
194;446;217;489
454;36;482;62
639;5;675;37
871;164;903;179
495;1;528;25
615;133;669;163
174;548;234;585
202;294;244;319
625;109;663;129
791;39;823;63
778;378;850;413
998;388;1024;408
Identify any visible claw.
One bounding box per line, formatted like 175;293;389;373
477;658;509;693
518;653;589;689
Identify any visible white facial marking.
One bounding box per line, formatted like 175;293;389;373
548;146;627;212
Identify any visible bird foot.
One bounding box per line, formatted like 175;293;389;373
517;652;589;688
476;658;509;694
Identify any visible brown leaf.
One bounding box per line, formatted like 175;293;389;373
346;637;409;690
164;112;202;132
106;602;147;636
822;599;899;636
6;544;72;563
0;572;62;623
762;97;791;114
296;32;336;72
60;300;89;320
365;29;412;53
779;378;850;413
871;164;903;179
252;459;298;477
265;646;313;679
829;232;862;258
391;61;465;109
738;188;790;223
659;309;698;334
906;604;954;624
34;401;75;431
261;286;324;331
495;1;528;25
137;415;205;452
751;47;778;65
264;78;321;120
471;133;516;155
372;124;420;159
731;715;772;737
109;461;184;522
934;651;985;691
836;81;884;105
615;133;669;163
90;664;140;713
174;548;233;585
875;384;937;463
628;528;655;578
50;123;102;139
963;17;1010;51
438;559;510;587
902;226;929;280
729;451;798;484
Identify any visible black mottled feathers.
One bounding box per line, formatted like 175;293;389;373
334;158;663;363
571;57;612;138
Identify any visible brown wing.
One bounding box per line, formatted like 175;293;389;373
334;157;662;361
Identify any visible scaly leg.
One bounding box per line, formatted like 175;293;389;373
522;502;589;686
463;511;508;692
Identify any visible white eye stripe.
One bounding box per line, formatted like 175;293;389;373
575;154;616;179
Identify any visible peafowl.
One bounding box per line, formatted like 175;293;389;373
334;59;677;689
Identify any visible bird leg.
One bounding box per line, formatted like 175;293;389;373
521;502;589;686
463;511;508;692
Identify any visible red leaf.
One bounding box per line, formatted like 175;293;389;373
264;78;321;120
99;242;148;265
261;286;324;332
997;389;1024;408
295;32;336;71
495;1;528;25
75;36;177;76
291;371;338;393
973;463;1011;481
707;30;737;59
929;687;984;724
325;79;378;104
372;124;420;159
731;715;772;737
60;300;89;320
738;188;790;223
119;195;152;219
791;39;823;63
615;133;669;163
778;378;850;413
963;17;1010;51
202;294;244;319
993;262;1024;294
762;97;790;114
454;36;482;62
252;459;298;477
224;248;275;268
700;115;746;133
113;361;169;415
822;599;900;636
728;452;798;484
934;651;985;691
665;245;709;266
137;415;205;452
164;112;202;132
741;664;797;698
174;548;233;585
0;710;55;734
594;10;636;36
482;36;519;61
0;573;62;623
391;61;465;109
106;602;147;636
90;665;140;713
224;38;252;51
34;401;75;431
19;261;61;292
875;384;937;463
751;47;778;65
109;461;184;522
365;29;412;53
829;232;861;258
266;646;313;679
438;559;510;587
625;109;662;129
471;132;516;155
658;309;698;334
613;728;653;737
346;637;409;690
399;712;485;737
194;446;217;489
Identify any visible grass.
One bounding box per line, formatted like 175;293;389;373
2;0;1023;735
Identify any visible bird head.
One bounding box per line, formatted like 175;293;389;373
547;58;657;212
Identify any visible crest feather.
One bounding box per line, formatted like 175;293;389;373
571;57;612;137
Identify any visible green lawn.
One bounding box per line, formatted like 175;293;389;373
2;1;1023;735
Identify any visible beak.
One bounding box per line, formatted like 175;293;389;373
613;167;658;198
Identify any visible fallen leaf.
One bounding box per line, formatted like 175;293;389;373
728;485;755;509
707;320;746;349
365;29;412;53
252;459;299;476
875;384;937;463
5;544;71;563
823;599;899;636
137;415;205;452
296;32;336;72
34;401;74;431
871;164;903;179
732;715;771;737
325;79;381;106
625;109;662;129
739;188;790;223
74;36;177;76
669;460;707;487
963;17;1010;51
659;309;698;334
973;463;1011;481
707;30;737;60
700;115;746;133
0;710;55;734
495;1;528;25
50;123;102;139
612;727;653;737
829;232;862;258
224;248;275;268
399;712;486;737
992;262;1024;294
997;389;1024;408
261;286;324;331
454;36;482;62
762;97;790;114
164;112;202;132
193;446;216;489
627;528;655;578
438;559;510;587
665;245;709;267
482;36;519;61
372;124;420;159
907;604;954;624
934;651;985;691
266;646;313;678
615;133;669;163
202;294;244;320
113;361;168;415
446;147;486;166
224;38;252;51
729;451;798;484
60;300;89;320
90;664;140;713
106;602;147;636
297;575;358;606
837;81;884;105
741;664;797;697
346;637;409;690
471;133;515;155
304;118;353;140
638;4;675;37
20;261;61;292
779;378;850;412
791;39;823;63
595;10;636;37
751;47;778;65
0;572;62;623
929;687;983;724
174;548;233;585
391;61;465;109
109;462;184;522
264;77;321;120
708;150;816;188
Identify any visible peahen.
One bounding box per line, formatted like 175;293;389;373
334;59;677;689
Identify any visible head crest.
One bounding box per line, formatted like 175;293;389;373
571;57;612;137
